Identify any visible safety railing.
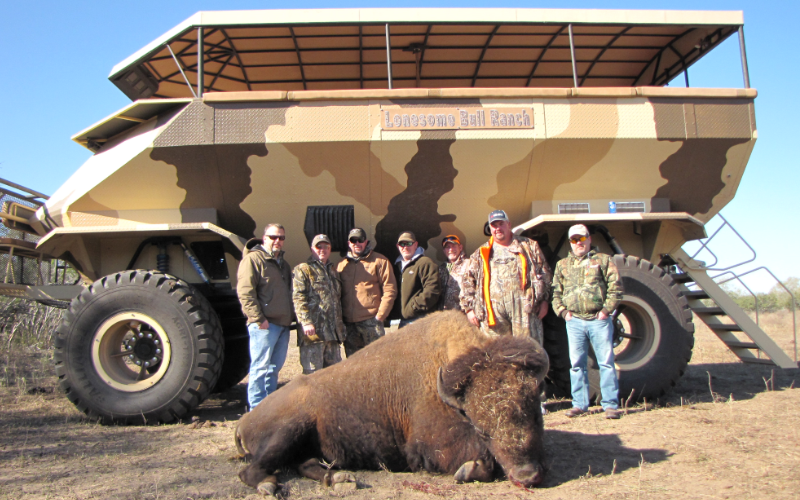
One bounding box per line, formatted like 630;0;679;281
684;213;798;364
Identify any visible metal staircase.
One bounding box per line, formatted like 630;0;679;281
669;216;798;369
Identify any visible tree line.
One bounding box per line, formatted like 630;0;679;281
722;277;800;313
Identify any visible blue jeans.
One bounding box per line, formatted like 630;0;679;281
566;316;619;411
247;322;290;409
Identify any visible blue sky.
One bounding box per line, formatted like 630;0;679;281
1;0;796;291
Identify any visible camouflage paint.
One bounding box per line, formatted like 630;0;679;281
34;89;757;285
150;144;265;238
375;132;458;260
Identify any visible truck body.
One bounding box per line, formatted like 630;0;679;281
1;8;783;424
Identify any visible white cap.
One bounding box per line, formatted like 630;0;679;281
568;224;590;238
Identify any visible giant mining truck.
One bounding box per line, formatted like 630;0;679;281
1;8;795;424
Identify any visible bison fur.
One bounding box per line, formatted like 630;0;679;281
235;311;549;494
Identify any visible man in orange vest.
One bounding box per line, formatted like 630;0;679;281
460;210;552;344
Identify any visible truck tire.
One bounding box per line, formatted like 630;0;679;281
206;293;250;393
53;271;223;424
588;255;694;402
542;309;572;399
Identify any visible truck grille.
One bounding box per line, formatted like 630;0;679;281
558;203;590;214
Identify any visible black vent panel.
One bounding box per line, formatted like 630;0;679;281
303;206;354;252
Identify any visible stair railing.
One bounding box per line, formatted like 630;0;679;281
715;266;797;364
683;213;797;364
713;270;760;325
689;214;756;272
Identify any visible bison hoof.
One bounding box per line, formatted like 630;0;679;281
330;471;357;492
333;481;358;493
454;462;477;483
256;479;278;496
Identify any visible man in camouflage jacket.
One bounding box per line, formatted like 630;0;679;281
438;234;469;311
551;224;623;419
461;210;552;344
292;234;345;374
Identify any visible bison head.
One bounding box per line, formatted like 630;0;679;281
437;335;549;487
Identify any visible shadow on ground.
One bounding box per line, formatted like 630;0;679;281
668;362;798;404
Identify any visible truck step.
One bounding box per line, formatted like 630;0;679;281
691;306;725;315
707;323;742;332
683;290;710;300
670;273;694;284
724;341;759;349
740;357;778;366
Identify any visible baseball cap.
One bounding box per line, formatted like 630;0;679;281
441;235;462;247
397;231;416;244
568;224;590;238
348;228;367;241
311;234;331;247
488;210;509;224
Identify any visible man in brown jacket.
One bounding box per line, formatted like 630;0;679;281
337;228;397;356
237;223;293;411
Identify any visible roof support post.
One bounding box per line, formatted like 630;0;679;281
738;25;751;89
568;24;579;88
166;44;197;98
684;69;690;87
197;27;204;97
385;23;393;89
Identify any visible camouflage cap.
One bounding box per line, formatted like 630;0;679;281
397;231;416;244
568;224;590;238
348;228;367;241
442;234;462;247
311;234;331;247
488;210;509;224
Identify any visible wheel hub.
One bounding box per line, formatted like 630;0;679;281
126;333;162;367
92;312;172;392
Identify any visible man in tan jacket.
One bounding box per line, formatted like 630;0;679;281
337;228;397;356
237;223;293;411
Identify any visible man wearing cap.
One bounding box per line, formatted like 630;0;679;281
552;224;623;419
438;235;469;311
393;231;440;328
461;210;552;344
337;228;397;356
237;223;293;411
292;234;345;374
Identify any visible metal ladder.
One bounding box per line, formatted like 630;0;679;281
669;216;797;369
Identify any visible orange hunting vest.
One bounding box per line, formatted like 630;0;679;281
478;237;528;327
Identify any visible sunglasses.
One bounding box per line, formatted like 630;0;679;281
315;243;330;249
349;237;366;244
398;241;415;248
266;234;286;241
442;235;460;244
569;236;587;244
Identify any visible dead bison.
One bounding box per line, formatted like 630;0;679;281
235;311;549;495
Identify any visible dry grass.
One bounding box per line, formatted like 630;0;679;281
0;314;798;499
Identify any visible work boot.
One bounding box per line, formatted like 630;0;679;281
565;407;585;418
604;408;621;419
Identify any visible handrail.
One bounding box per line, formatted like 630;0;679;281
690;214;757;272
685;213;797;364
716;266;797;364
714;270;760;326
0;177;49;202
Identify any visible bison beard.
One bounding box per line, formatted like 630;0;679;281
235;311;549;495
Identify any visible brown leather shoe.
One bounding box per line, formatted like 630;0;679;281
604;408;621;419
565;407;585;418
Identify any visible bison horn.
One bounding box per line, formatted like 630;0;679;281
437;367;463;411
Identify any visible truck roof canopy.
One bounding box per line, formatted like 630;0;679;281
109;8;745;100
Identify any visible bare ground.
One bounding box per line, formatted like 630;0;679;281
1;313;798;500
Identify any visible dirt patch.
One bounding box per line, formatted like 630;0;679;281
1;313;798;499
